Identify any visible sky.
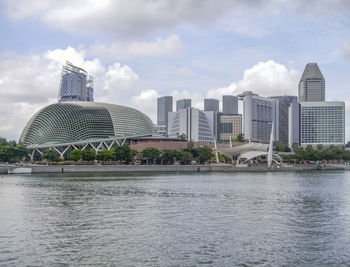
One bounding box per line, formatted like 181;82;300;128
0;0;349;141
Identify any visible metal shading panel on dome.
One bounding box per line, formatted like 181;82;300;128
20;102;156;147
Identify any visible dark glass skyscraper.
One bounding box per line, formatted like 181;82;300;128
157;96;173;131
269;95;297;145
223;95;238;115
58;61;94;102
204;98;219;112
176;99;191;111
298;63;325;102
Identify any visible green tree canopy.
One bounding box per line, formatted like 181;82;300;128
82;149;96;162
97;149;115;163
42;149;59;164
70;149;83;163
115;144;132;164
141;147;160;164
198;146;213;164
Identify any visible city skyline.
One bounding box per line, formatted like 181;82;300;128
0;1;349;141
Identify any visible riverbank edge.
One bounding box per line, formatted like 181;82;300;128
1;164;345;174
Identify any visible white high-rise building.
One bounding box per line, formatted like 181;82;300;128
300;102;345;146
240;92;279;142
168;108;215;142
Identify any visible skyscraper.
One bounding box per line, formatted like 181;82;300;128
176;99;191;111
204;98;219;112
298;63;325;102
241;92;279;142
157;96;173;132
168;107;214;142
300;102;345;146
222;95;238;115
217;114;242;143
58;61;94;102
269;95;297;144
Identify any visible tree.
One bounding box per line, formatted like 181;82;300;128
15;143;29;161
115;144;132;164
42;149;59;164
97;149;115;164
177;133;187;140
82;149;96;162
233;133;244;142
141;147;160;164
161;150;181;165
181;151;193;165
185;140;199;159
198;146;213;164
70;149;83;164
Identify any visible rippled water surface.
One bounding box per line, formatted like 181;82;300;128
1;171;350;266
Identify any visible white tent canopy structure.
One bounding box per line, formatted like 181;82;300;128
215;122;282;167
217;143;282;167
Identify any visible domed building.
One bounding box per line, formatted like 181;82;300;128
20;102;156;159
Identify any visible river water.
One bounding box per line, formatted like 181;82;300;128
1;171;350;266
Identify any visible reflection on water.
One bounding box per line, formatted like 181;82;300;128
1;171;350;265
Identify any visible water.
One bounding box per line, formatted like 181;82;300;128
1;171;350;266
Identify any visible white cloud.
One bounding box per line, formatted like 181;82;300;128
342;41;350;59
3;0;349;39
204;60;299;101
0;47;139;140
89;34;182;60
131;89;159;122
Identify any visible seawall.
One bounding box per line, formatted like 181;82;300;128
1;164;345;174
29;164;343;174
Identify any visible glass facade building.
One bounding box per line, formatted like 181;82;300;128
298;63;325;102
168;108;214;142
300;102;345;146
157;96;173;132
222;95;238;115
204;99;219;112
58;61;94;102
242;92;279;142
176;99;191;111
217;114;242;142
269;95;297;145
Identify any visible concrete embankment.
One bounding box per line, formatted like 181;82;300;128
29;164;343;174
1;164;345;174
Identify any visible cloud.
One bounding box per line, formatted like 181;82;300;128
131;89;159;122
0;47;139;140
342;41;350;59
3;0;349;39
1;0;236;37
205;60;300;100
291;0;350;16
88;34;182;60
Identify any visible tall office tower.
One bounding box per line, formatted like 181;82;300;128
222;95;238;114
300;102;345;146
298;63;325;102
168;108;215;142
288;102;301;147
217;113;242;143
86;76;94;102
157;96;173;133
58;61;94;102
204;98;219;112
176;99;191;111
269;95;297;145
241;92;279;142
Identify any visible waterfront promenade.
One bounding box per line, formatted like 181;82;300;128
0;163;345;174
